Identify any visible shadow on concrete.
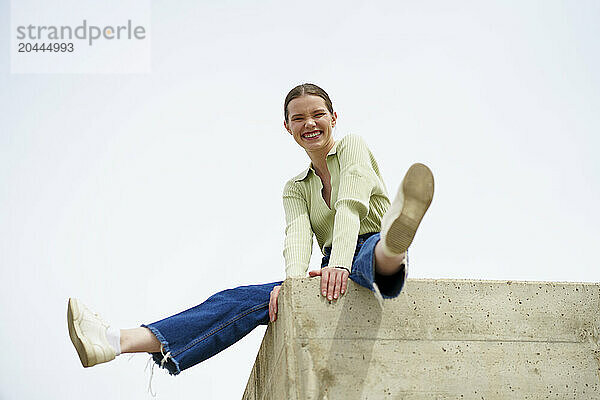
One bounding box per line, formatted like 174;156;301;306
319;283;383;399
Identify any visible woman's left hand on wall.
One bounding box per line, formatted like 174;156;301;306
308;267;349;301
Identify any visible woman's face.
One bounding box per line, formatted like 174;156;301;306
284;95;337;153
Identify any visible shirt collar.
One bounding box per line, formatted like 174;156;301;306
293;141;338;182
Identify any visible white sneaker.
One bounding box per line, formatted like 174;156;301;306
67;298;116;367
380;163;434;256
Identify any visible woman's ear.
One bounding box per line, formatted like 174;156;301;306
331;111;338;128
284;121;292;135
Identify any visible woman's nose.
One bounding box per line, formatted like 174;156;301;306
305;118;316;128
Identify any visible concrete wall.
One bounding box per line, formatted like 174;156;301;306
243;278;600;399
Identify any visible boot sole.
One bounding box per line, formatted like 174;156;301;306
67;298;96;367
384;163;434;254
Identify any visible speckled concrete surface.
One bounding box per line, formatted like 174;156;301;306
243;278;600;399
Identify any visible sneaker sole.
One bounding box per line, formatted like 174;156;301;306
67;298;96;367
384;163;434;254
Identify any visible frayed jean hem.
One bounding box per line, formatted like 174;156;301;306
141;323;182;376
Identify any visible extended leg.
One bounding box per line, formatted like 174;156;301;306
67;281;281;372
143;281;282;375
350;163;434;298
373;162;434;281
379;163;434;257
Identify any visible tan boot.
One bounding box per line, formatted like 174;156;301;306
67;298;116;367
380;163;434;256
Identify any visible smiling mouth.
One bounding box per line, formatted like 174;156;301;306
302;130;322;139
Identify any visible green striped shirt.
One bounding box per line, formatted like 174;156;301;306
282;134;391;277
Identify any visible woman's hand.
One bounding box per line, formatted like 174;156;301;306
308;267;349;301
269;285;281;322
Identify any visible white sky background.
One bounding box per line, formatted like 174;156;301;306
1;0;599;398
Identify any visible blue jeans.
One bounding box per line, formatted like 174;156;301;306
142;232;407;375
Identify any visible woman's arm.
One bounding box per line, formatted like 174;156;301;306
328;134;382;271
282;180;313;278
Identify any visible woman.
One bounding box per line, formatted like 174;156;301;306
67;83;434;376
